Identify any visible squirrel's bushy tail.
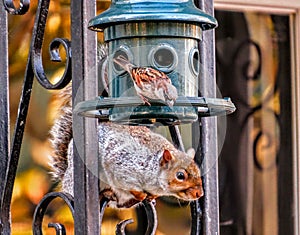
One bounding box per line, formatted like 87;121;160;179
49;84;73;182
49;43;108;182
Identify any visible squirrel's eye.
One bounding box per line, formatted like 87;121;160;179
176;171;187;181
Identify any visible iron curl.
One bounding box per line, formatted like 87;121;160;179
32;192;74;235
115;200;158;235
3;0;30;15
48;223;66;235
29;0;71;90
32;37;72;90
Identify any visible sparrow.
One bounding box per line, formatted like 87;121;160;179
113;55;178;106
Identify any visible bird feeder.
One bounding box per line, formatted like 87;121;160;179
75;0;235;125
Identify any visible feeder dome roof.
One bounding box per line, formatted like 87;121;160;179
88;0;217;31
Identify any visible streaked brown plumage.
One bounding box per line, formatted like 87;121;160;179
113;55;178;106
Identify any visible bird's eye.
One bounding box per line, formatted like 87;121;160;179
176;170;187;181
113;50;129;72
112;46;133;75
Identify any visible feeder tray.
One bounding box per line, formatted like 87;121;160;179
74;96;236;126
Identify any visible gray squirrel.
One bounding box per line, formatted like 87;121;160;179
49;45;203;208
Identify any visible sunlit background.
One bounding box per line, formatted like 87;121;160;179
8;0;294;234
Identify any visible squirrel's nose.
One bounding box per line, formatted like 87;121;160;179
191;187;204;198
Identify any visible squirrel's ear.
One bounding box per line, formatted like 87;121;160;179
186;148;195;159
160;149;174;168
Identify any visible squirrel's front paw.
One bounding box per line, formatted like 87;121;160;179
100;188;117;201
117;198;141;208
129;190;148;201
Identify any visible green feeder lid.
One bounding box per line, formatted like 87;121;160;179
88;0;217;31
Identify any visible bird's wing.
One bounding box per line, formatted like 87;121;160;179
132;67;171;89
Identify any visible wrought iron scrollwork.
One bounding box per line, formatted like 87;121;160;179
0;0;72;233
32;192;74;235
233;39;262;81
34;37;72;89
3;0;30;15
114;201;157;235
31;190;159;234
235;39;279;171
99;195;158;234
116;219;134;235
48;223;66;235
251;108;280;170
30;0;72;89
142;200;158;235
218;37;279;172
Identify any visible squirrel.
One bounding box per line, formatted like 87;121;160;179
49;45;203;208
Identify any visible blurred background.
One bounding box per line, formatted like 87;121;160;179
7;0;295;234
